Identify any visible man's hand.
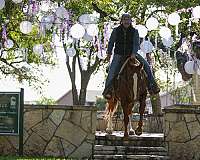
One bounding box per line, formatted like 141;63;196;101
130;54;136;59
105;54;111;62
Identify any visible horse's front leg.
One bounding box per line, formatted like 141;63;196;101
135;94;146;136
129;113;135;135
128;104;135;135
122;102;129;138
106;111;113;134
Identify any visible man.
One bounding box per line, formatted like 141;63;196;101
102;13;160;99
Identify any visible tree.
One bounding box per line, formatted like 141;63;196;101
0;0;56;91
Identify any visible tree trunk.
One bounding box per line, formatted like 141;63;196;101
150;94;162;115
79;72;90;105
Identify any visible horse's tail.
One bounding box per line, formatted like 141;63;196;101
104;98;118;120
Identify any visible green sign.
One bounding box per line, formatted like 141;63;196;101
0;93;20;135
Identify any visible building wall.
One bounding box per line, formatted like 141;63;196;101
0;105;97;159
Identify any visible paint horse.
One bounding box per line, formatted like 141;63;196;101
105;57;148;138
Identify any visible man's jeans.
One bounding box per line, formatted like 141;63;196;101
104;54;156;92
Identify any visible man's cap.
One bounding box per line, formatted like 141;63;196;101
121;13;131;19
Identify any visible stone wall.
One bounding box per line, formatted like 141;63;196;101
163;105;200;160
0;105;97;159
192;75;200;104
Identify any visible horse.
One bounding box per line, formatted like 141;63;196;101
104;57;148;138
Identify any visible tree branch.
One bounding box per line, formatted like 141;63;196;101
91;2;118;21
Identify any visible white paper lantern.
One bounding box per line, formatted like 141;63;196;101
0;0;5;10
4;39;14;49
55;7;69;19
79;14;92;24
137;50;146;59
66;47;76;57
33;44;44;55
97;50;107;60
12;0;22;3
20;21;32;34
86;24;99;37
140;40;154;53
135;25;148;38
146;17;159;31
159;27;171;39
70;23;85;39
162;37;173;48
192;6;200;19
168;12;180;26
184;61;195;74
83;32;93;41
41;15;54;30
40;0;50;12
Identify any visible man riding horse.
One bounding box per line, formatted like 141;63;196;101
102;13;160;137
102;13;160;99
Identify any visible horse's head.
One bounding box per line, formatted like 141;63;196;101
127;57;143;75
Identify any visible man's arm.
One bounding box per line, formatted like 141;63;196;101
105;28;117;61
107;28;116;54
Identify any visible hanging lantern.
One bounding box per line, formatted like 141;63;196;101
4;39;14;49
33;44;44;55
70;23;85;39
146;17;159;31
159;27;171;39
20;21;32;34
83;32;93;41
41;15;54;30
162;37;173;48
40;0;50;12
168;12;181;26
12;0;22;3
66;47;76;57
140;40;154;53
135;25;148;38
137;50;146;59
184;61;195;74
55;6;69;19
192;6;200;19
86;24;99;37
79;14;92;24
0;0;5;10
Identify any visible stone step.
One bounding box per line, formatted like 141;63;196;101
95;131;165;147
94;154;170;160
94;145;168;156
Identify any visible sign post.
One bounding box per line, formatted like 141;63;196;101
0;89;24;156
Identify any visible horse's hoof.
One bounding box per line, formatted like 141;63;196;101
129;130;135;135
123;134;129;140
123;136;129;141
106;129;113;134
135;128;142;136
